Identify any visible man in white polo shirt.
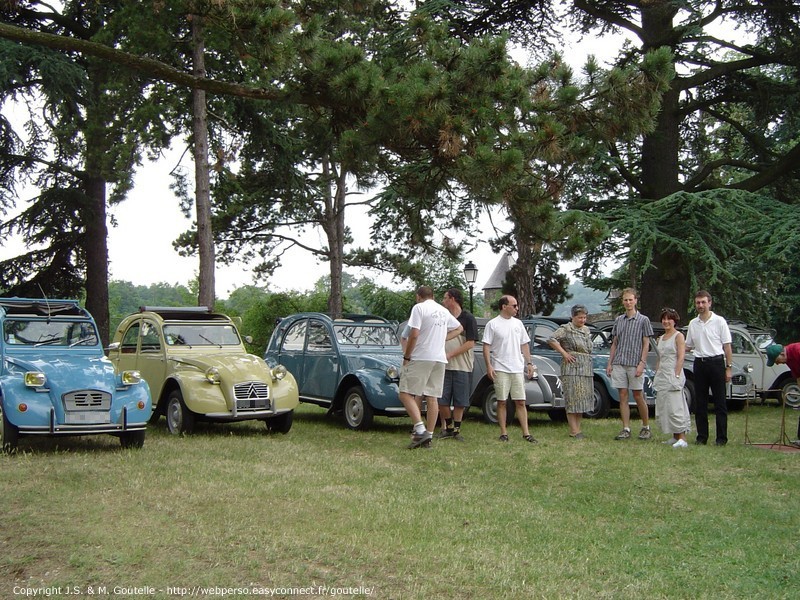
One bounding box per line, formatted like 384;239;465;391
685;289;733;445
399;286;462;449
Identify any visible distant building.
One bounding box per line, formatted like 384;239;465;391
481;253;514;317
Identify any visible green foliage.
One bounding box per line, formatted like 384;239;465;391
108;280;194;335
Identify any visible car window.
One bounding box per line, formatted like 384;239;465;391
162;324;240;346
121;323;140;353
307;320;332;352
141;320;163;352
532;324;556;351
731;330;755;355
334;324;399;346
281;320;308;351
3;319;99;347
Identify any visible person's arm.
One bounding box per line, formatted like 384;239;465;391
723;341;733;382
447;338;474;361
445;325;463;341
606;337;617;374
636;335;649;376
483;341;494;380
674;332;686;377
403;328;419;362
522;343;535;379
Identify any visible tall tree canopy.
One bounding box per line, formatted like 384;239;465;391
437;0;800;323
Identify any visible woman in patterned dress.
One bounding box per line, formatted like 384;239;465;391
548;305;594;438
654;308;690;447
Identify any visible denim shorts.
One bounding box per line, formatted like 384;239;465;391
438;370;470;407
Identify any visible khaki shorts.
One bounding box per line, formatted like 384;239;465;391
493;371;526;402
610;364;644;391
399;360;446;398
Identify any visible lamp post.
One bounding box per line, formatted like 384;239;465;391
463;260;478;314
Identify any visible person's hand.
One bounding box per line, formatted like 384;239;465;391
487;365;495;381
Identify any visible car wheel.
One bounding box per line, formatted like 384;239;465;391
166;389;195;435
2;408;19;453
584;380;611;419
781;379;800;408
683;378;695;414
343;386;374;430
481;385;514;425
265;410;293;434
119;430;146;449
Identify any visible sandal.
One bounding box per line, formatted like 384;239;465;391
498;434;509;442
523;434;538;444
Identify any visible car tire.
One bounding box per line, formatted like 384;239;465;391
548;409;568;422
266;410;293;434
119;430;146;449
481;385;514;425
781;379;800;408
584;380;611;419
166;389;195;435
683;377;695;413
2;408;19;453
343;386;374;430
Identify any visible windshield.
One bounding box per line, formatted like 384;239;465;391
3;319;99;347
334;325;399;346
163;324;242;346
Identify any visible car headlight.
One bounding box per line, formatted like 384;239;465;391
24;371;46;387
204;367;221;384
121;370;142;385
271;364;287;381
386;365;400;380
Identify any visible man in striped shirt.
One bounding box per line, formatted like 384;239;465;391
606;288;654;440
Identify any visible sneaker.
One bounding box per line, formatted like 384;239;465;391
790;440;800;448
672;439;688;448
498;434;509;442
408;430;432;449
436;429;455;439
614;428;631;440
570;433;585;440
638;427;652;440
523;434;538;444
452;431;465;442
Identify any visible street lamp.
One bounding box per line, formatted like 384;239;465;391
463;260;479;314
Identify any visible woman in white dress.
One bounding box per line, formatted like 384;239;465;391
654;308;691;448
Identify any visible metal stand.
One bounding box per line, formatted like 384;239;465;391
744;387;800;451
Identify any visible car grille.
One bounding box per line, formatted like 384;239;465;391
62;390;112;411
731;374;747;386
234;381;270;411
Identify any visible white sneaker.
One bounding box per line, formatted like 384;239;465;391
672;439;688;448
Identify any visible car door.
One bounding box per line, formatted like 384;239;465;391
136;319;168;401
276;318;309;396
299;318;339;402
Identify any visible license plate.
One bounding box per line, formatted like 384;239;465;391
65;412;111;424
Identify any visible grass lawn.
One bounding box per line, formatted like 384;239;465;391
2;403;799;599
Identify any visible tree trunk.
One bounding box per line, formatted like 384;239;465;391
324;158;346;318
513;237;537;318
192;13;215;309
637;2;688;318
83;174;110;346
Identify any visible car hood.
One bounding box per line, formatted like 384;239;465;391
170;352;268;375
341;351;402;371
6;354;116;391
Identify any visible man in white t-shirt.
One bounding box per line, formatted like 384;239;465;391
400;286;462;448
482;295;537;443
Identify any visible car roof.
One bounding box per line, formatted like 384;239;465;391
280;312;391;325
0;298;89;318
137;306;233;322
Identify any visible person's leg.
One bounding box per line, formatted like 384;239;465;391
632;389;650;427
425;395;439;434
498;400;508;437
514;400;530;436
709;360;728;444
693;362;711;444
567;412;580;436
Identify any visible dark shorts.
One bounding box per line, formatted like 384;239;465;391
438;370;471;408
